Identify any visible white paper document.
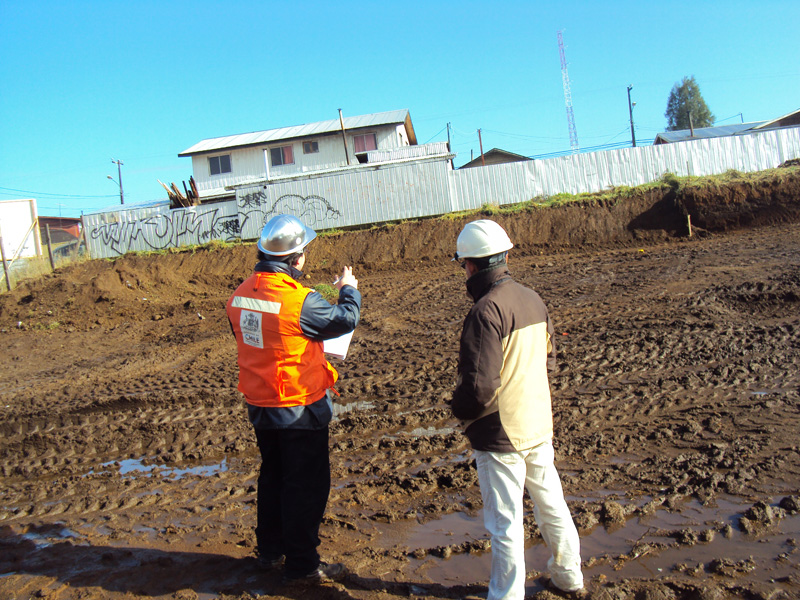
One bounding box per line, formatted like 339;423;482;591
323;330;354;360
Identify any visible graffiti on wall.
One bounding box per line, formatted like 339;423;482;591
238;190;342;233
88;207;240;256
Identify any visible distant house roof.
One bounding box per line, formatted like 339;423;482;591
39;219;80;242
654;108;800;144
459;148;531;169
654;122;766;144
39;216;81;229
179;109;417;156
751;107;800;131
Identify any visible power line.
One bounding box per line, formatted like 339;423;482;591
481;128;569;142
422;125;448;144
529;139;655;159
0;186;117;199
715;112;746;125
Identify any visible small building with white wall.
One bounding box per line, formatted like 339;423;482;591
0;198;41;260
178;109;418;202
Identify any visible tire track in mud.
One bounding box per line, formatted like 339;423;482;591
542;239;800;509
0;378;257;529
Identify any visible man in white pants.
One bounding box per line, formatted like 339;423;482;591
450;220;584;599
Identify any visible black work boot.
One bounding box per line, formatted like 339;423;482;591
282;561;347;584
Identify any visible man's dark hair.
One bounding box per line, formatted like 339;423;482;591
257;248;303;266
467;251;507;271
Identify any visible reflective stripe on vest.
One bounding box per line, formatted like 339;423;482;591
226;271;338;407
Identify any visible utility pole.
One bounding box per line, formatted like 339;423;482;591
110;159;124;204
338;109;350;165
478;129;485;166
447;122;454;169
627;85;636;147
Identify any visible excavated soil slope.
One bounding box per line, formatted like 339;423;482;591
0;168;799;600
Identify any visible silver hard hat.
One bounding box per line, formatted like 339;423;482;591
257;214;317;256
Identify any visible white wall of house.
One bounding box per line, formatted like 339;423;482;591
190;123;412;198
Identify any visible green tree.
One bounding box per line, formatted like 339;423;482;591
665;76;715;131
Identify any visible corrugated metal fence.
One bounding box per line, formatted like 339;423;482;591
83;128;800;258
449;127;800;209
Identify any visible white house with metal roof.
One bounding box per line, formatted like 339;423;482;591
178;109;418;201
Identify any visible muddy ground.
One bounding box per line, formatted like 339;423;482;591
0;168;799;599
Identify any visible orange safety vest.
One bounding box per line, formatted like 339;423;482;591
226;271;338;407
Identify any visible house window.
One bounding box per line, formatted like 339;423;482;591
209;154;231;176
303;141;319;154
270;145;294;166
353;133;377;153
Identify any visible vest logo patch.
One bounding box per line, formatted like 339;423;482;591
240;310;263;348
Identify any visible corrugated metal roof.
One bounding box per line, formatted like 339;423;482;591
179;109;412;156
751;108;800;130
654;121;766;144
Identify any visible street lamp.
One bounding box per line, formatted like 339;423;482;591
627;85;636;147
108;158;124;205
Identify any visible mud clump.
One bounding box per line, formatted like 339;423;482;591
739;501;787;535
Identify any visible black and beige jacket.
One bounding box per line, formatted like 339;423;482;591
451;265;556;452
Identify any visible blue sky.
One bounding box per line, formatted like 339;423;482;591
1;1;798;219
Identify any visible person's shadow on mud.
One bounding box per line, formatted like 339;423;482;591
0;525;488;599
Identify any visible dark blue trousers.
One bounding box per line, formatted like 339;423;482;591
253;426;330;578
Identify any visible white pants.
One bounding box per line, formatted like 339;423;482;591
475;441;583;600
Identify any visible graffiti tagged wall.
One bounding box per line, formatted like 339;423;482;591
83;202;241;258
235;159;453;242
237;190;342;234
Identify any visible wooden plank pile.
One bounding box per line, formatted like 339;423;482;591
158;176;199;209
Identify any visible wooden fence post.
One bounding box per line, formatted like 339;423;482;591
45;224;56;271
0;228;11;292
80;216;91;259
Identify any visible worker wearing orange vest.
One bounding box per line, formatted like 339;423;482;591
226;214;361;584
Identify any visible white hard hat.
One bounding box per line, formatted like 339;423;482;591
257;214;317;256
454;219;513;260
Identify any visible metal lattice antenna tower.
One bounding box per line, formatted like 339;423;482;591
557;30;579;153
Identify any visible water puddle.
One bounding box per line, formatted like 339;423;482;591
748;379;794;396
610;454;643;465
565;489;628;502
384;425;456;440
408;451;470;475
20;527;81;549
333;399;375;417
381;495;800;588
405;511;486;549
88;457;228;480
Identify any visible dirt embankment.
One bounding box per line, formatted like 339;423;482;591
3;166;798;332
0;165;798;600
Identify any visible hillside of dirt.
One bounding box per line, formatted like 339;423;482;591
0;165;799;600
